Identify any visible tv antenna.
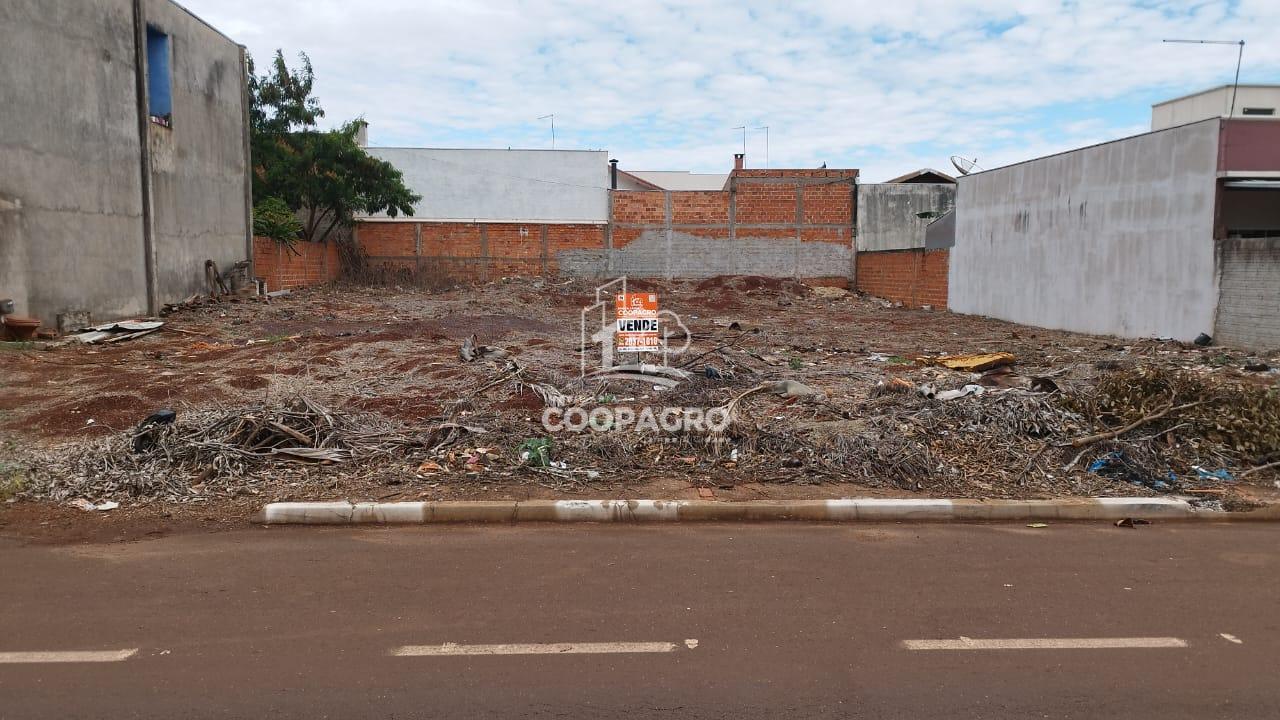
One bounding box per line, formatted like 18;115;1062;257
1162;39;1246;118
950;156;983;176
754;126;769;168
732;126;746;157
538;114;556;149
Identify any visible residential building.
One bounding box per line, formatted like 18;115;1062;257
1152;84;1280;130
615;170;731;192
949;117;1280;349
0;0;251;329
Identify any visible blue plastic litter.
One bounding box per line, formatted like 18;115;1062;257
1193;466;1235;482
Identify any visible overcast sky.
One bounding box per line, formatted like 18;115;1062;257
187;0;1277;181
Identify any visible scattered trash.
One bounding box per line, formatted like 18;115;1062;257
1026;523;1048;528
924;352;1016;373
762;379;824;399
68;498;117;512
1087;452;1173;492
873;377;915;395
131;409;177;453
265;289;292;298
977;366;1060;393
460;334;510;362
698;487;715;498
1192;466;1235;482
75;320;164;344
810;286;850;299
1193;333;1212;347
416;461;446;475
1243;361;1271;373
1114;517;1151;528
920;383;985;401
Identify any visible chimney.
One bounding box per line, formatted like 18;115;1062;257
355;120;369;147
734;153;745;171
609;159;618;189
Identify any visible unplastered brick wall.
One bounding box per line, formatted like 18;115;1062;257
354;221;608;284
600;169;857;284
252;236;340;292
855;248;949;309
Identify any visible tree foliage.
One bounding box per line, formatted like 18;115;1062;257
252;197;303;244
247;50;419;243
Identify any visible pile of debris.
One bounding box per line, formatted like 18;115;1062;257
21;397;426;503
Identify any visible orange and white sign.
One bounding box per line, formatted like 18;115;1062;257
615;292;659;353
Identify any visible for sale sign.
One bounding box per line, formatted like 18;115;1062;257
615;292;660;353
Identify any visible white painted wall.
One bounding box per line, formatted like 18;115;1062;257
1152;85;1280;130
949;119;1222;341
362;148;608;223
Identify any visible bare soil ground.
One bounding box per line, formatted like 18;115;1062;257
2;277;1278;542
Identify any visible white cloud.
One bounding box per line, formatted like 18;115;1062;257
182;0;1279;181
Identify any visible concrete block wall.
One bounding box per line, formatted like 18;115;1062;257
855;248;949;309
1215;237;1280;351
252;237;339;292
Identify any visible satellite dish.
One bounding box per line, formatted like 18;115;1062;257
950;156;982;175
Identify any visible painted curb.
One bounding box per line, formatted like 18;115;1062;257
250;497;1270;525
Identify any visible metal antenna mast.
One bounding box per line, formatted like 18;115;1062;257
538;114;556;149
754;126;769;168
1163;39;1246;118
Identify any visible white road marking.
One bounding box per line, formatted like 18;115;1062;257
1220;633;1243;644
902;637;1187;651
684;639;699;649
392;642;682;656
0;649;139;664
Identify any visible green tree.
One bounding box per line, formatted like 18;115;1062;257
247;50;420;243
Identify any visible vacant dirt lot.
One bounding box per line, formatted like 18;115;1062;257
3;276;1278;539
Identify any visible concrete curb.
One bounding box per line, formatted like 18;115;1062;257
253;497;1276;525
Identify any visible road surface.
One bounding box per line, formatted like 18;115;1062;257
1;522;1277;718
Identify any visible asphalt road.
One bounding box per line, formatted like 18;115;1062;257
1;522;1277;719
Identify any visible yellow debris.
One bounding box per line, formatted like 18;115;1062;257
925;352;1016;372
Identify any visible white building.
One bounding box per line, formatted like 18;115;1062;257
1151;84;1280;130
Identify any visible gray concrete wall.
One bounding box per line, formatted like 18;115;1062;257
1215;237;1280;350
0;0;248;327
0;0;148;323
144;0;250;303
564;229;851;280
364;148;609;223
949;119;1221;341
856;183;955;251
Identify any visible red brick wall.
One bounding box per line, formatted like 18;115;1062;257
353;221;607;283
252;236;340;292
855;249;949;309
